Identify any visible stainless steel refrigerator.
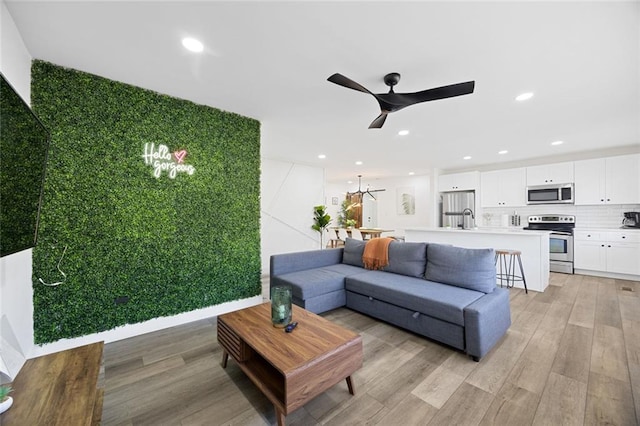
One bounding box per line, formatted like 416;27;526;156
441;191;475;228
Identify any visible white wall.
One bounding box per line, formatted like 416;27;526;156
0;1;35;367
260;158;325;273
326;175;433;238
371;175;432;237
325;182;348;227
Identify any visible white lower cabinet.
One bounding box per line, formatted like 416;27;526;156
574;230;640;275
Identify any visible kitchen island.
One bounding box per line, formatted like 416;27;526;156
405;227;550;292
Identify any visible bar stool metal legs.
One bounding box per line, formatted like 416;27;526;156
495;249;528;294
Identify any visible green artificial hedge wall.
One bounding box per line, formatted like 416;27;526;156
31;61;261;343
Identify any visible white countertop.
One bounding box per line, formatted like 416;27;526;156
405;227;550;236
574;227;640;232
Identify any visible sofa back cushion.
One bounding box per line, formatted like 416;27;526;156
425;243;496;293
383;241;428;278
342;238;366;268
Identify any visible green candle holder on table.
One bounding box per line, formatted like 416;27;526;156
271;285;292;328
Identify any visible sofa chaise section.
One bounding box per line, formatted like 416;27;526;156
270;248;367;313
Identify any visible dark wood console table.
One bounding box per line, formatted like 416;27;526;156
0;341;104;426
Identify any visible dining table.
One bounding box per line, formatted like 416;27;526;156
330;227;394;239
356;228;395;239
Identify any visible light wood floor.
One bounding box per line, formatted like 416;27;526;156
102;273;639;425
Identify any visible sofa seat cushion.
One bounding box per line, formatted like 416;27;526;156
425;243;497;294
273;264;365;300
345;271;484;326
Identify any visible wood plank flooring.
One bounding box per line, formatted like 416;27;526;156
101;273;639;425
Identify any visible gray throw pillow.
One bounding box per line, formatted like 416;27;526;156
425;243;496;293
342;238;366;268
383;242;428;278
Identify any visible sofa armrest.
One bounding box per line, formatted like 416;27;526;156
463;287;511;360
270;248;344;277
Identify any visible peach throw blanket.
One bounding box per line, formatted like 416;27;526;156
362;237;395;270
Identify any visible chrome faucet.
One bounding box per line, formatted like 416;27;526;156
462;208;475;229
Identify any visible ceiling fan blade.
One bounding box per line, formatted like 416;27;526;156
368;112;388;129
402;81;475;105
327;73;372;94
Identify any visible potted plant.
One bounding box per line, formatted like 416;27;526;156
337;199;357;228
0;385;13;414
311;205;332;249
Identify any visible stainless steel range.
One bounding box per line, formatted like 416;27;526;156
524;215;575;274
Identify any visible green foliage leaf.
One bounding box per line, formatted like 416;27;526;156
311;205;331;232
30;61;261;343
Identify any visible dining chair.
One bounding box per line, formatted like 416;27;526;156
326;228;342;248
350;228;364;241
337;228;349;243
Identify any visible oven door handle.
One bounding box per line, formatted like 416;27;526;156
550;231;573;236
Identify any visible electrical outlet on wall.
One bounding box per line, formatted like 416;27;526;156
114;296;129;305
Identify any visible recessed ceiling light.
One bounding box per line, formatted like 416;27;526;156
347;181;353;184
408;171;415;175
515;92;534;101
318;154;326;159
463;156;472;160
398;130;410;136
498;150;508;155
182;37;204;53
551;140;564;146
355;161;363;165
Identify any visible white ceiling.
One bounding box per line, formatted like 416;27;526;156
6;1;640;184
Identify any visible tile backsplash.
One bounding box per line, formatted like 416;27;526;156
481;204;640;229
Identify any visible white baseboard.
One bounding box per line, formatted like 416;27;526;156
29;296;263;358
574;269;640;282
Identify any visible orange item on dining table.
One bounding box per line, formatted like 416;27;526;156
362;237;395;270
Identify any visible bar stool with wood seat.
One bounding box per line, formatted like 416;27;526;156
495;249;528;294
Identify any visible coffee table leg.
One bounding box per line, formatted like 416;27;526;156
276;407;285;426
221;350;229;368
346;376;356;395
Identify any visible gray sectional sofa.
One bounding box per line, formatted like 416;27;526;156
270;238;511;361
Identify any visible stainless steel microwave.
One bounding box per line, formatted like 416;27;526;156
526;183;574;204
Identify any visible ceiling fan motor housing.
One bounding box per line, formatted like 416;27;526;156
384;72;401;87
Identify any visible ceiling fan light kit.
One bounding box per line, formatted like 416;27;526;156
327;72;475;129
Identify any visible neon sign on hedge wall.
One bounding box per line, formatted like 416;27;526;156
142;143;195;178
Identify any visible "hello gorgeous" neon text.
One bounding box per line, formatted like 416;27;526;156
142;143;195;179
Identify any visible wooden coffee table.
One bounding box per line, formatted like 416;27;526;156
217;303;363;426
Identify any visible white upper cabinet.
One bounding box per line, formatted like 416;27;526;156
438;171;479;192
574;154;640;205
526;162;574;186
481;168;526;207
